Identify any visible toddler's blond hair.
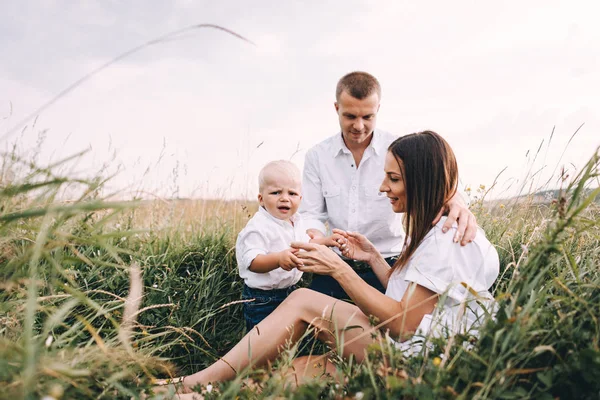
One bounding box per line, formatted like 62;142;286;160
258;160;301;192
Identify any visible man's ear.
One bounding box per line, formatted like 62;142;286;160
334;102;339;113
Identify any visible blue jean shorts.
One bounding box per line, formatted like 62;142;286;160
242;284;297;331
309;256;397;301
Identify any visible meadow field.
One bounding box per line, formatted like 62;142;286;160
1;145;599;400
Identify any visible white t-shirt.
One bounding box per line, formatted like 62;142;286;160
299;130;405;258
385;217;499;351
236;207;309;290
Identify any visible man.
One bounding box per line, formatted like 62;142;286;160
299;71;476;300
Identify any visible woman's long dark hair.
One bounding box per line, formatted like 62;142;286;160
390;130;459;272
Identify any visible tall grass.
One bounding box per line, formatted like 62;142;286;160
1;141;599;399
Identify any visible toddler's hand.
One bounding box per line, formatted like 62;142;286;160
308;231;346;249
279;249;302;271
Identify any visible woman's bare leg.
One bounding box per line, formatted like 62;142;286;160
285;355;340;387
176;288;377;389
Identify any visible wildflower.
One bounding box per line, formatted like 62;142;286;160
433;357;442;367
45;335;54;348
355;391;364;399
206;384;213;393
153;284;158;288
499;204;505;209
479;184;485;190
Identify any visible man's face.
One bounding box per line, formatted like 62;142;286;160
335;90;380;148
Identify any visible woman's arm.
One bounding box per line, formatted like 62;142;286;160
332;264;437;338
292;242;438;338
332;229;392;288
364;251;393;288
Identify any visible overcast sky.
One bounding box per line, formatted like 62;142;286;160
1;0;599;200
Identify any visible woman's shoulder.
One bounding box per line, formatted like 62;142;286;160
427;217;491;248
406;217;500;293
414;217;498;267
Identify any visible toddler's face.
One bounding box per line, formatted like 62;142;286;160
258;175;302;222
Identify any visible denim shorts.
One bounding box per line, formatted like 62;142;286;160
242;284;297;331
309;256;397;301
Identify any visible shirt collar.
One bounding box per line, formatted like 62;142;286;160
258;206;297;227
330;129;382;158
331;132;351;157
370;129;383;155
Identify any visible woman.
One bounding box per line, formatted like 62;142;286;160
158;131;499;393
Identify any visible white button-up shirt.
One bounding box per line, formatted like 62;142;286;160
299;129;405;258
386;217;499;352
236;207;308;290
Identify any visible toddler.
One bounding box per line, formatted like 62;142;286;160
236;160;308;331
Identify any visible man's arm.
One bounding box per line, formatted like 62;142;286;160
298;149;327;234
438;189;477;245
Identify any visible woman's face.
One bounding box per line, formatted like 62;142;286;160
380;151;406;213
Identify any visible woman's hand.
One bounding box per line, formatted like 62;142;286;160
290;242;349;279
332;228;377;263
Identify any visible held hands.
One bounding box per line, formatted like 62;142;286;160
436;192;478;246
289;241;348;278
332;228;377;263
306;229;344;249
278;249;302;271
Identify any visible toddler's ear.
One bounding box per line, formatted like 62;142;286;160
257;193;263;205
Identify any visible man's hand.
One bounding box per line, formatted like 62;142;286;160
435;192;477;246
306;229;343;249
332;228;377;263
278;249;302;271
